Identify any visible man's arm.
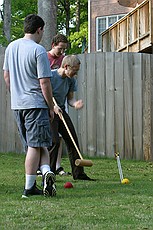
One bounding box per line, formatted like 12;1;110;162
39;78;54;121
3;70;10;92
67;92;84;110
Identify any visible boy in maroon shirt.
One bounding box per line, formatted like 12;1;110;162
48;34;69;176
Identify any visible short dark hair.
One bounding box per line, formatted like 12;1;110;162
52;34;68;45
24;14;45;34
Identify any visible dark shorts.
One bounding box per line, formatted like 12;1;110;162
14;108;52;151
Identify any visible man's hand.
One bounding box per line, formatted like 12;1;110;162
73;100;84;110
54;105;63;119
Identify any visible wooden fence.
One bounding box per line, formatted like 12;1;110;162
0;49;153;160
0;47;23;153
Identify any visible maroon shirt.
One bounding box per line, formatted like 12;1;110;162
47;52;64;69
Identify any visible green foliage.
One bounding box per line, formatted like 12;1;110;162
11;0;37;17
0;0;88;53
68;22;88;54
0;153;153;229
0;0;37;46
57;0;88;54
11;0;37;41
11;14;24;40
0;21;9;46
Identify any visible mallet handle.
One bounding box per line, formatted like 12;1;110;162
116;155;124;181
53;97;83;160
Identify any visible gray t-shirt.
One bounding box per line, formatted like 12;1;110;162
50;69;77;109
3;38;51;109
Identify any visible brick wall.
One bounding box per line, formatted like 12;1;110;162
89;0;133;52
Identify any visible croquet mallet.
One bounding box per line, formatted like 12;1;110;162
53;97;93;167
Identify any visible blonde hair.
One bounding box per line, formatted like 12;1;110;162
61;55;81;67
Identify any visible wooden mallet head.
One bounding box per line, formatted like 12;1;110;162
75;159;93;167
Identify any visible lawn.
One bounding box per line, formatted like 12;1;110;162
0;152;153;230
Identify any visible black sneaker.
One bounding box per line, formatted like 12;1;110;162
56;167;72;176
22;183;43;198
74;173;95;181
43;171;56;197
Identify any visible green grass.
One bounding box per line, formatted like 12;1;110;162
0;153;153;230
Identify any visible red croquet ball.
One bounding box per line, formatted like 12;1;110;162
64;182;73;188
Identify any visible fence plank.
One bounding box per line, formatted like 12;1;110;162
86;53;97;156
96;53;106;156
0;49;3;149
150;55;153;161
0;48;7;152
77;54;87;154
6;93;14;151
132;53;143;160
143;54;152;160
114;52;124;158
105;52;115;157
123;53;133;159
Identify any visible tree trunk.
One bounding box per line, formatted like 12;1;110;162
3;0;11;42
38;0;57;51
76;0;80;32
65;0;70;37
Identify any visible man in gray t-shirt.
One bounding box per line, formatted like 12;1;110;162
3;14;56;198
3;38;51;110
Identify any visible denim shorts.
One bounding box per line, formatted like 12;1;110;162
14;108;52;151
